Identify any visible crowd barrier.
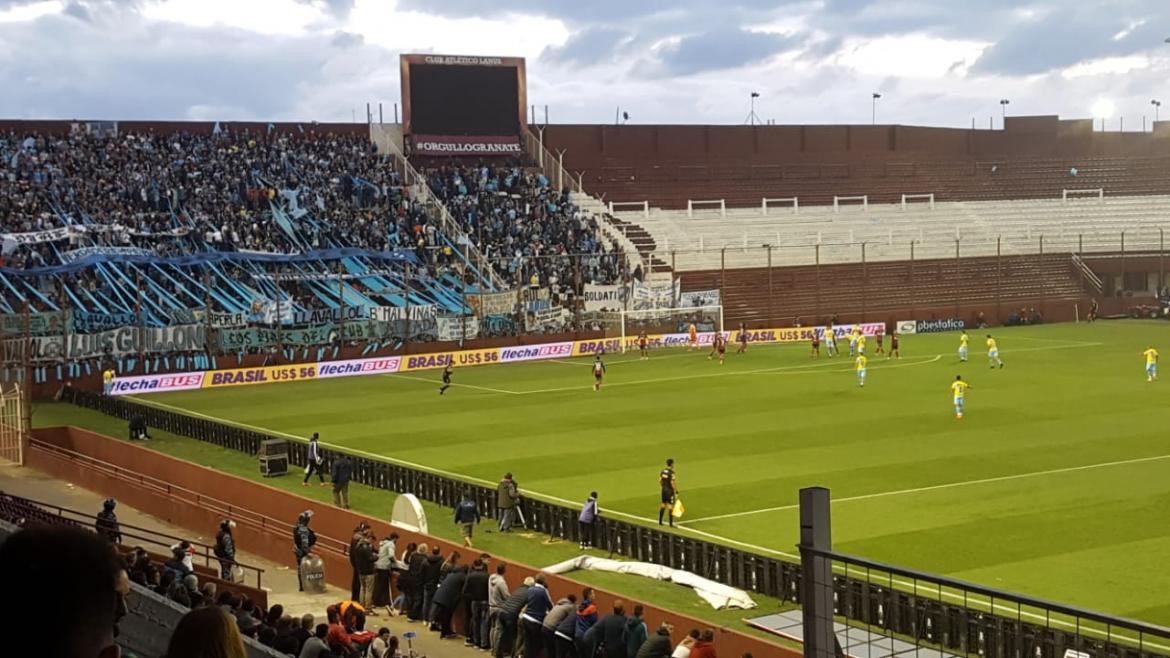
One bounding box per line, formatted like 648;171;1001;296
108;322;885;396
62;382;1170;658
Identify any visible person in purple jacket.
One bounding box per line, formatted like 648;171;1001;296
578;492;600;550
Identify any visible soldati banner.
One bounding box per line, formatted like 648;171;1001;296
109;322;884;396
411;135;522;156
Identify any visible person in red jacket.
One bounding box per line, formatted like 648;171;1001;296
690;629;718;658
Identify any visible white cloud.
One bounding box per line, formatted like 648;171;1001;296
0;0;61;23
834;34;990;78
140;0;328;35
1062;56;1149;79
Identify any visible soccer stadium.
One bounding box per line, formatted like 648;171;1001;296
2;3;1170;658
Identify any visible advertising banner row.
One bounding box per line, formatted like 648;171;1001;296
109;322;885;396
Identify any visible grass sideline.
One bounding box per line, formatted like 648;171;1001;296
30;402;794;643
35;320;1170;626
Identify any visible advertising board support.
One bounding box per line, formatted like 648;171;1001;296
404;262;412;351
135;273;144;364
337;263;346;345
995;237;1002;322
279;268;286;350
720;248;726;312
767;246;774;326
860;243;867;322
814;244;821;319
909;240;916;318
953;239;961;319
203;270;213;357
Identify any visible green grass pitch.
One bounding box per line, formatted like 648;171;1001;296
127;320;1170;624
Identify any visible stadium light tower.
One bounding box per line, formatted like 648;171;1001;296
1153;100;1162;123
872;92;881;125
999;99;1010;127
745;91;761;126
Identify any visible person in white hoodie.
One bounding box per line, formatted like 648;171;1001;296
487;563;510;655
373;532;399;615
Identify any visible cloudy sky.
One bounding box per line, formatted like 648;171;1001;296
1;0;1167;128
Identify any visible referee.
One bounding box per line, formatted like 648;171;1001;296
658;459;677;527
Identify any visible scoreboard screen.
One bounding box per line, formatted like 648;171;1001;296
401;54;527;156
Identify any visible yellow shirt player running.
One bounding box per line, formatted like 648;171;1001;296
1143;346;1159;382
855;354;867;387
951;375;971;419
857;334;867;355
958;331;969;362
985;335;1004;369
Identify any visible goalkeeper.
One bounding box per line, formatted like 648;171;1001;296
658;459;678;527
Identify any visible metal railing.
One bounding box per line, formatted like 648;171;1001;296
804;544;1170;658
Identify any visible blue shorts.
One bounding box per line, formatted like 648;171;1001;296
1147;364;1157;375
959;346;968;357
857;369;867;377
988;349;999;359
954;397;965;410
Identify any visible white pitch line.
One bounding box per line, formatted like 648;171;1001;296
385;373;522;395
679;451;1170;526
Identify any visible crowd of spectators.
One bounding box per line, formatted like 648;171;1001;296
426;164;628;293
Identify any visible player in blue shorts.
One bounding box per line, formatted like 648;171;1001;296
1143;346;1159;382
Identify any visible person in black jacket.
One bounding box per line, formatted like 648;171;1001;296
293;510;317;592
585;601;629;658
462;559;490;649
430;564;468;638
214;519;237;580
349;522;370;603
454;492;481;548
405;544;429;621
635;622;673;658
354;531;377;610
495;577;533;658
331;455;353;509
95;498;122;544
421;546;444;623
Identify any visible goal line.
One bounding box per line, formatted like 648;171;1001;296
616;305;724;353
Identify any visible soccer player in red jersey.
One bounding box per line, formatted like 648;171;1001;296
638;330;649;360
736;323;748;354
592;355;606;391
811;332;821;358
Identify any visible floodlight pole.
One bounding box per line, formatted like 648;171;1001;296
799;487;835;658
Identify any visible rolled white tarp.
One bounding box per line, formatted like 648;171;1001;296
543;555;756;610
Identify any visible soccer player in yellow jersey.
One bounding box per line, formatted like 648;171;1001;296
848;326;860;356
687;323;698;351
856;333;867;355
951;375;971;419
958;331;969;362
855;354;868;387
1143;346;1159;382
102;368;115;395
824;327;837;357
985;334;1004;369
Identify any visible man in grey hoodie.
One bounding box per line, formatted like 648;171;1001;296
487;563;510;654
542;594;577;658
